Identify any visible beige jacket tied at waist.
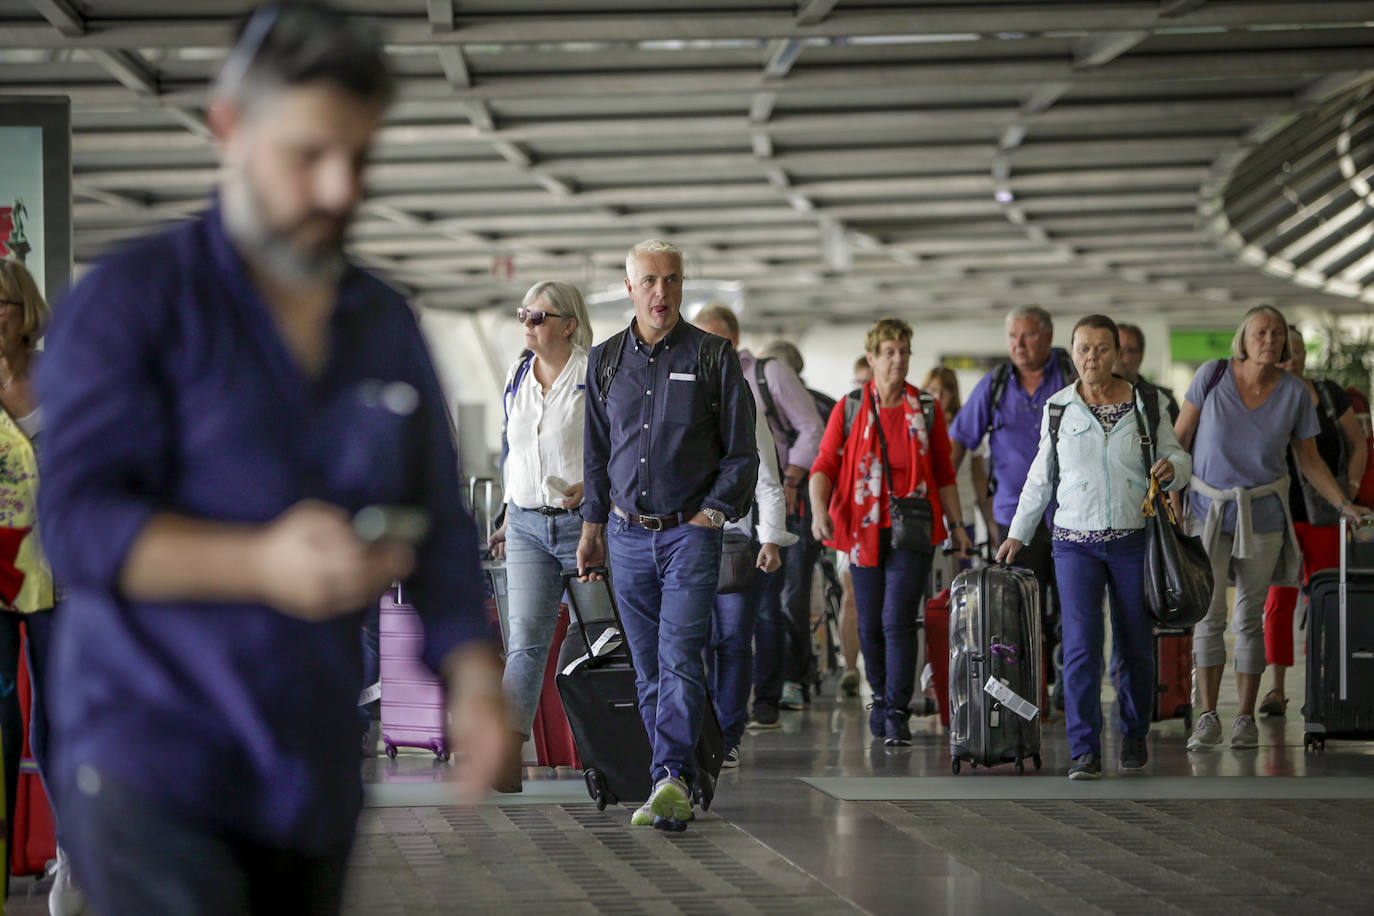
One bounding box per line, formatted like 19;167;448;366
1190;476;1302;587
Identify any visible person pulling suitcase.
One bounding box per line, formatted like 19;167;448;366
577;239;758;831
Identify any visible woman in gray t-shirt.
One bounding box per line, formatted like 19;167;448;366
1174;306;1370;753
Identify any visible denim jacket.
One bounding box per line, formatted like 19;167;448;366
1007;382;1191;544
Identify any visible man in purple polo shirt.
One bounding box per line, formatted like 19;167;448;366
36;5;508;912
694;305;823;726
949;305;1074;688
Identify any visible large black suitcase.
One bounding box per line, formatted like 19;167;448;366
1303;519;1374;750
949;564;1043;774
556;567;724;810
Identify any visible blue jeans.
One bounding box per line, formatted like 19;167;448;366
780;513;823;684
503;504;583;734
1052;531;1154;757
0;607;58;847
607;512;720;788
750;555;787;708
848;531;931;718
709;549;772;747
60;767;351;915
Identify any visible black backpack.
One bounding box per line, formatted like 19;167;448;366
594;327;731;417
840;387;937;442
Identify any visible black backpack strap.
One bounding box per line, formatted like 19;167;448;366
1046;403;1067;498
753;357;797;447
841;388;863;439
503;350;535;423
983;361;1012;497
1202;359;1228;403
696;333;729;416
918;390;937;436
595;329;631;405
1313;377;1349;472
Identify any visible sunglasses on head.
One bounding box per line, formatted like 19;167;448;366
517;307;567;326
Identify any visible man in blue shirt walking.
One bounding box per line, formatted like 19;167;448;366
37;5;508;912
578;239;758;831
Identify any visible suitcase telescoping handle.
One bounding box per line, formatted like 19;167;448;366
559;567;629;661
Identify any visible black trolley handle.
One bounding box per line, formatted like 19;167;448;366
559;566;629;662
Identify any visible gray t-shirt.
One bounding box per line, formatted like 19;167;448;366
1186;359;1319;532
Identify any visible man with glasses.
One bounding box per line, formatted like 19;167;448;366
577;239;757;831
37;4;507;911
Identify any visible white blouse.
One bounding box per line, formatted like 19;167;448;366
502;348;588;510
727;407;799;548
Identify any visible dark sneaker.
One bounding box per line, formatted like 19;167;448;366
840;669;861;697
749;703;780;729
1068;753;1102;780
1120;736;1148;772
721;746;740;769
884;712;912;747
866;701;887;738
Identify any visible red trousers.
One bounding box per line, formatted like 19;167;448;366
1263;521;1340;666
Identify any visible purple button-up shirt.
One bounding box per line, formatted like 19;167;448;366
949;351;1072;526
37;203;490;853
738;349;824;475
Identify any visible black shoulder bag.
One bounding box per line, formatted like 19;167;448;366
871;390;934;555
1131;382;1213;628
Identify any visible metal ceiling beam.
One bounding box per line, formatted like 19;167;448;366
763;39;805;79
26;0;84;36
1160;0;1210;16
4;4;1370;48
437;46;471;88
1073;31;1150;69
795;0;840;27
87;49;158;96
426;0;455;31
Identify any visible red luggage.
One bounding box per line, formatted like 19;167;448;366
529;604;579;769
924;588;951;727
379;590;450;761
1151;625;1194;731
10;633;56;877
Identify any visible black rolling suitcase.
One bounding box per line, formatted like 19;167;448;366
555;567;724;810
949;564;1043;775
1303;519;1374;750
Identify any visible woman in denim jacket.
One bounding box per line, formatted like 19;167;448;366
997;315;1190;780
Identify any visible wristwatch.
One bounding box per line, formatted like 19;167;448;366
701;508;727;528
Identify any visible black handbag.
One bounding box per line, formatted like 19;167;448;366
871;391;934;555
1131;385;1213;628
717;531;756;595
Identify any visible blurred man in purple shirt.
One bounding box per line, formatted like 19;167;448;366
37;5;507;912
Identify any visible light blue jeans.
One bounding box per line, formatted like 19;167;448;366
502;504;582;735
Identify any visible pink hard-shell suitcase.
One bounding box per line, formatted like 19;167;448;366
380;588;450;761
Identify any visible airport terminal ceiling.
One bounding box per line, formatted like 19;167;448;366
1;0;1373;327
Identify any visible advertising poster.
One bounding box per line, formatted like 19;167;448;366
0;126;45;296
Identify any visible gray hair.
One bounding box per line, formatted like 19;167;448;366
523;280;592;351
625;239;684;280
1231;305;1292;362
759;340;805;375
212;2;394;116
1004;304;1053;336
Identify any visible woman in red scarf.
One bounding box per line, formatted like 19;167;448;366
810;319;971;745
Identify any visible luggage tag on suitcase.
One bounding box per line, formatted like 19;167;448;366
983;676;1039;721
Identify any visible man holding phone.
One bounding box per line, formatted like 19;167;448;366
36;5;507;912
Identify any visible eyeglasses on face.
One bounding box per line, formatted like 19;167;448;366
517;307;567;326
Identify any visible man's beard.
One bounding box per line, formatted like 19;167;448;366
222;172;349;286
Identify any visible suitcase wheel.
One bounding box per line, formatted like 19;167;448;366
384;742;398;760
1015;760;1025;776
1032;754;1042;771
698;774;715;812
951;758;961;775
1304;733;1326;752
1183;710;1193;732
584;768;609;810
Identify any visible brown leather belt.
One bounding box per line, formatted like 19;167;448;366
614;506;693;531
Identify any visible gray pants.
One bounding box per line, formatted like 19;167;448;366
1193;528;1284;675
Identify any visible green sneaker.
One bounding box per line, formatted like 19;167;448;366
630;799;655;827
649;774;693;826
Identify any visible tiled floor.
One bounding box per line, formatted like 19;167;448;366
10;645;1374;914
347;647;1374;915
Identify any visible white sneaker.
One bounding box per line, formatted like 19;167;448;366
1230;714;1259;749
48;846;87;916
1186;710;1223;751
